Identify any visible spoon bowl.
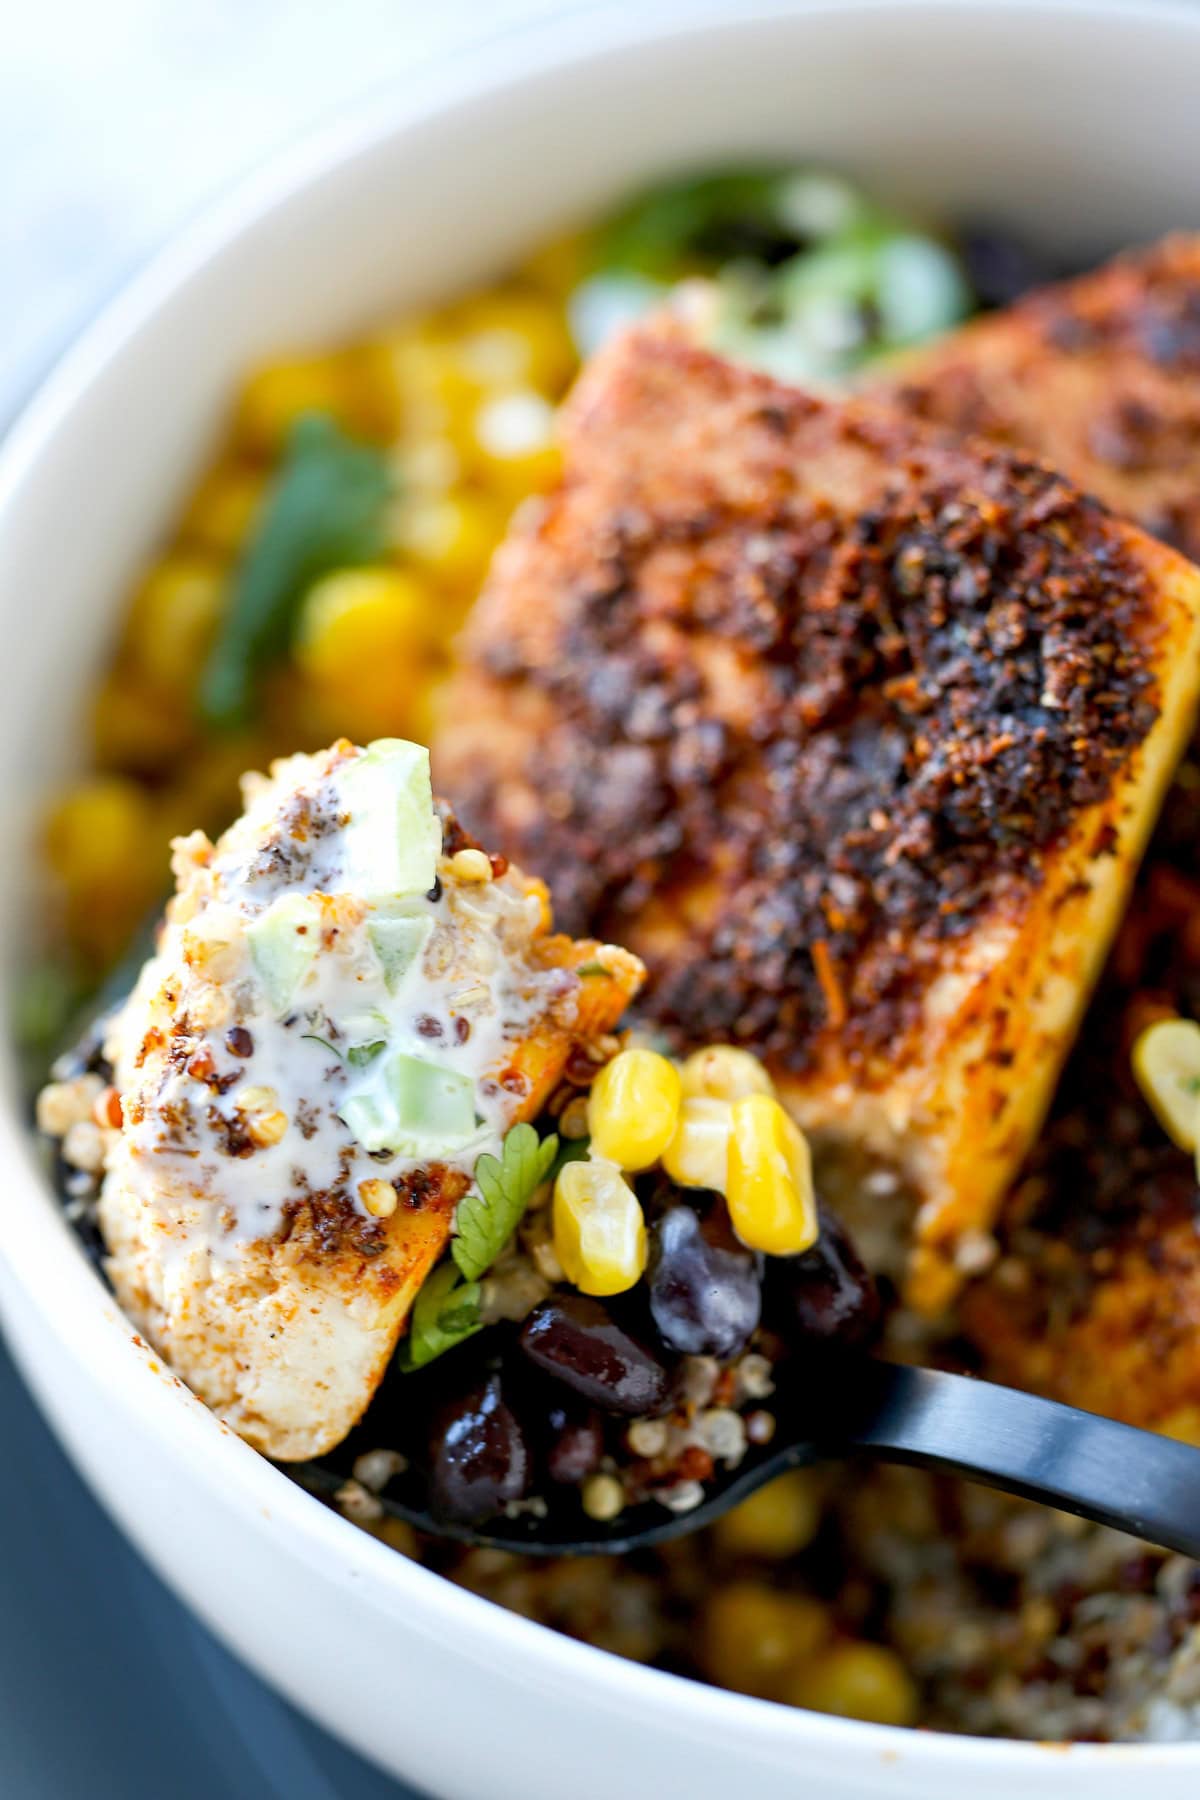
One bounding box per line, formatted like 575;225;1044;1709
295;1352;1200;1558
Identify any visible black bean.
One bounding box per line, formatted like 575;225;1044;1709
649;1202;761;1358
519;1296;671;1416
545;1404;605;1485
770;1204;880;1348
225;1025;254;1058
428;1374;530;1524
958;226;1057;311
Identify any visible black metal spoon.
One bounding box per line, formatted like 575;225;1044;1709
293;1349;1200;1558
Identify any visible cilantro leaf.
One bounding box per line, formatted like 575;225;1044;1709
346;1038;387;1069
198;412;392;728
451;1122;559;1282
399;1261;483;1371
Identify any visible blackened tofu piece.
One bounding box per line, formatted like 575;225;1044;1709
960;749;1200;1433
872;235;1200;561
435;314;1200;1311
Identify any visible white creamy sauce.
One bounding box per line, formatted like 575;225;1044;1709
114;744;569;1265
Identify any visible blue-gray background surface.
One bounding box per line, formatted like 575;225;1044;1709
1;4;592;1794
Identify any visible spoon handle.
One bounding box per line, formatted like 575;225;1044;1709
829;1358;1200;1558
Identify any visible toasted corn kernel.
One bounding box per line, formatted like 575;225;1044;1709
726;1095;818;1257
553;1158;647;1296
702;1584;832;1700
1132;1017;1200;1151
236;1086;287;1147
662;1095;732;1191
587;1048;682;1170
359;1178;399;1219
783;1641;918;1727
449;848;493;883
714;1469;822;1558
681;1045;775;1103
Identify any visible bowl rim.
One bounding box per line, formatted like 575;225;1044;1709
3;0;1200;1776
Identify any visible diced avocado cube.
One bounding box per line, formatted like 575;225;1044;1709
388;1052;476;1146
368;914;433;993
339;739;442;904
337;1050;477;1156
338;1090;396;1155
246;894;322;1014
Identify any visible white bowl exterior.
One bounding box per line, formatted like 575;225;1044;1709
4;3;1200;1794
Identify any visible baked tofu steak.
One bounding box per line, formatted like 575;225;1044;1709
873;234;1200;563
957;737;1200;1434
91;740;641;1460
435;314;1200;1311
871;237;1200;1412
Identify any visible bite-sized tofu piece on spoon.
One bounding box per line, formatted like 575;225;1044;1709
93;739;641;1460
435;312;1200;1312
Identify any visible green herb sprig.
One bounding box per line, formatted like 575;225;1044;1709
451;1122;559;1282
198;412;391;728
399;1262;484;1372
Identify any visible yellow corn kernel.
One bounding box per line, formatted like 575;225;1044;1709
588;1047;682;1170
701;1583;832;1700
90;672;194;776
44;776;161;965
1132;1016;1200;1151
447;288;576;396
783;1641;918;1727
714;1469;823;1559
397;492;506;596
553;1158;647;1296
726;1095;818;1257
468;389;562;497
235;352;378;455
294;567;433;734
1159;1404;1200;1447
125;557;226;697
681;1045;775;1103
44;776;154;889
517;231;592;302
662;1096;732;1191
178;464;267;556
384;328;480;443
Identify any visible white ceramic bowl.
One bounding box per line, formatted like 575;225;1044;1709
4;3;1200;1793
